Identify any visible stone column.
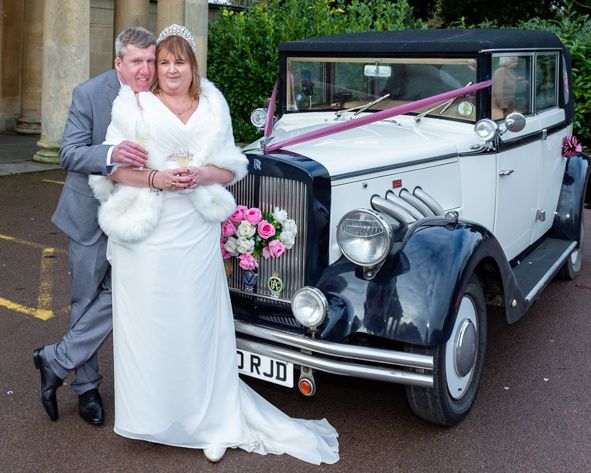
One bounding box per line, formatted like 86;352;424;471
16;0;44;134
156;0;185;34
114;0;150;38
157;0;208;77
34;0;90;164
185;0;208;77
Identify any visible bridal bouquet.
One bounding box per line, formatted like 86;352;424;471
221;205;298;270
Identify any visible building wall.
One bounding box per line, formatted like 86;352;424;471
89;0;159;77
0;0;236;132
0;0;24;131
90;0;114;77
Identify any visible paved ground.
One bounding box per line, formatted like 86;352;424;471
0;132;60;176
0;135;590;472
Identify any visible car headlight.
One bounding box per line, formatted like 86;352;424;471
291;287;328;328
474;119;498;142
337;209;392;266
250;108;268;129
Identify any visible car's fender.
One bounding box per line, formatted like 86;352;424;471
550;154;589;245
317;220;524;347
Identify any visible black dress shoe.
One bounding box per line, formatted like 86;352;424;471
78;388;104;425
33;347;63;421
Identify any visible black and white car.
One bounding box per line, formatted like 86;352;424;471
226;29;589;426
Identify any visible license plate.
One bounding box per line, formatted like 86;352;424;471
236;349;294;388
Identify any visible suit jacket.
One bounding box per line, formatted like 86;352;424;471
52;69;121;245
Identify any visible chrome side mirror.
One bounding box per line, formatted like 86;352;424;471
504;112;526;133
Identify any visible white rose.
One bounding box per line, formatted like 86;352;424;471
272;207;288;224
237;221;256;238
282;219;297;235
224;236;239;255
279;230;295;249
236;237;255;254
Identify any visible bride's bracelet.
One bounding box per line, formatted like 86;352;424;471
148;170;162;192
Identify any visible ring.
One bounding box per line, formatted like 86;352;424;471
172;181;176;188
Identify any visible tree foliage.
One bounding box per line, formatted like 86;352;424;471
407;0;590;27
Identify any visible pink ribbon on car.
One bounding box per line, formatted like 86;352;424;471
263;80;492;153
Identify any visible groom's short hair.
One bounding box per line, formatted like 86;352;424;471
115;27;156;59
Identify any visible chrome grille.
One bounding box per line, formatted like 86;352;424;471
228;174;308;302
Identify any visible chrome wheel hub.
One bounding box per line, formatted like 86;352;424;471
454;319;477;377
445;296;478;400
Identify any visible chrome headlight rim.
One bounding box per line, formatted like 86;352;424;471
250;107;268;128
473;118;499;142
337;208;393;267
291;286;328;328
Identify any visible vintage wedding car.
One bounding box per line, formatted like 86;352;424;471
225;29;589;426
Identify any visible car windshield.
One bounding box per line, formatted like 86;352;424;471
286;56;478;122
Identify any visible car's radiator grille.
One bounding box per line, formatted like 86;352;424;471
227;174;308;302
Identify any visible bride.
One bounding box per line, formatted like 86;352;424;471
88;25;339;465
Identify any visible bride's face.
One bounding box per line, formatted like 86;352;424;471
157;51;192;96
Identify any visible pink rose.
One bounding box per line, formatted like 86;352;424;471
239;253;258;270
262;239;286;259
222;219;236;237
257;220;276;239
245;207;263;225
229;205;247;223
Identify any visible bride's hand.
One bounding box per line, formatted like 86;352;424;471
153;169;195;191
183;165;234;187
184;166;206;187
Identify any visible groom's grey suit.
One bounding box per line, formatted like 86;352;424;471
45;69;121;394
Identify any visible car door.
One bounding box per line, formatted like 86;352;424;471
491;54;541;260
530;52;568;244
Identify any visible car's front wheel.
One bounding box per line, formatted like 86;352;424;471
404;275;487;426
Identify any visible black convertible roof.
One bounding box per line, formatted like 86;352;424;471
279;29;565;55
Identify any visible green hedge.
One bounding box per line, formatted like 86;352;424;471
208;1;590;144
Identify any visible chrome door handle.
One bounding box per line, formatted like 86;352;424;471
499;169;514;176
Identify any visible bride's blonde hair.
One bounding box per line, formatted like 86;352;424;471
151;35;201;100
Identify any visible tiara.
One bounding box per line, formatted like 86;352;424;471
157;24;197;52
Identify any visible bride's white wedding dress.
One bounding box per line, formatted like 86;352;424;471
94;80;339;465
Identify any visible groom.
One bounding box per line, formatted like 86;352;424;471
33;26;156;425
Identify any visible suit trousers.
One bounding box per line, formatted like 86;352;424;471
44;234;112;394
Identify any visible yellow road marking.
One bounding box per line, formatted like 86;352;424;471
0;234;67;320
0;233;66;254
37;248;55;317
41;179;65;185
0;297;53;320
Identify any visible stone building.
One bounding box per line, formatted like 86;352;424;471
0;0;238;162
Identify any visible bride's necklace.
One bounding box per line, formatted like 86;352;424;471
159;93;195;116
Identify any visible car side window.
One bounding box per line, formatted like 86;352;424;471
491;55;532;120
535;53;558;112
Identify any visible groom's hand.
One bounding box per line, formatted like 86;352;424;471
112;140;148;168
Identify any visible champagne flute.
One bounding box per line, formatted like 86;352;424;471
173;150;194;193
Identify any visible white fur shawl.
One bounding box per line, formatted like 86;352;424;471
89;79;247;243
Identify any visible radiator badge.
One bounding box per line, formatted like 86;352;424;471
253;158;262;171
268;272;284;298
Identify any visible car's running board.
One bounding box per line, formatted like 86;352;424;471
512;238;576;303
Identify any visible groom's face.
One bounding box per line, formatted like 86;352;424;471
115;44;156;92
